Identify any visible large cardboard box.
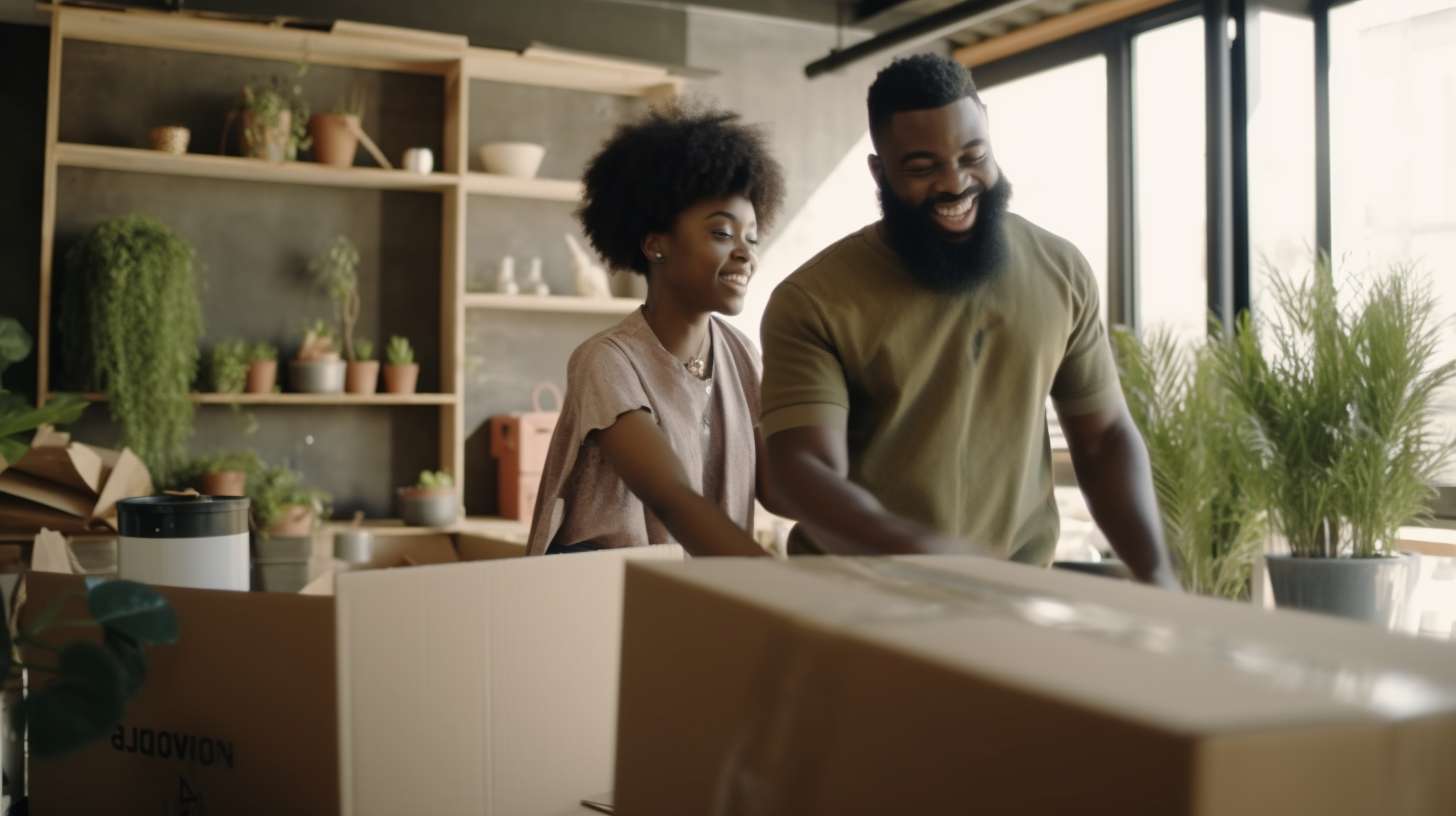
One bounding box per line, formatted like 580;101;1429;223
24;539;680;815
615;556;1456;816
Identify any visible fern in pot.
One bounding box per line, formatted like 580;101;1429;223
1114;325;1265;599
1216;258;1456;627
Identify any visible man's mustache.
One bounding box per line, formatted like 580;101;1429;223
923;184;986;208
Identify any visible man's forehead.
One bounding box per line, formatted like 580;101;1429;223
882;97;988;153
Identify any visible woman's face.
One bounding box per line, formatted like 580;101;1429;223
643;194;759;316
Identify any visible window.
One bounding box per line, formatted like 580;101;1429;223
980;56;1110;323
1133;16;1208;343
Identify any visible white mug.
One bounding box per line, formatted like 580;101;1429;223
403;147;434;174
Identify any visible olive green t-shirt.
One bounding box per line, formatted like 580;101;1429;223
760;215;1120;564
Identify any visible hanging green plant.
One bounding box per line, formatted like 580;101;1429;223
60;216;203;485
1113;325;1265;599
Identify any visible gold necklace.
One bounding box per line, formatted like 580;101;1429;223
685;325;710;379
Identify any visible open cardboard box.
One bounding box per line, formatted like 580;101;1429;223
23;533;680;815
615;556;1456;816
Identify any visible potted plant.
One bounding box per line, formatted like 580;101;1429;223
309;89;364;169
346;338;379;395
290;320;345;394
60;215;203;485
1113;325;1265;600
233;69;311;162
398;469;457;527
384;335;418;395
246;463;331;538
246;340;279;394
0;316;89;464
210;338;250;394
1216;258;1456;627
310;236;362;362
193;449;262;497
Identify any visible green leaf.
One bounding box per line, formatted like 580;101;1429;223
103;629;148;700
17;641;128;760
86;581;179;645
0;316;33;384
0;393;89;439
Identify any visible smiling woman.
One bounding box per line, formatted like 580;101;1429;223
524;99;790;558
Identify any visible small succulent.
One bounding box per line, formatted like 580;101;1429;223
386;335;414;366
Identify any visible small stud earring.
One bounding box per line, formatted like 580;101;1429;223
654;253;665;263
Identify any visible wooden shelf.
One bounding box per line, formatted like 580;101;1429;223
466;44;688;97
462;172;580;201
64;392;458;406
463;292;642;314
56;143;459;192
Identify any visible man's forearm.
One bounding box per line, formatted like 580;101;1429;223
774;451;938;555
1070;417;1178;586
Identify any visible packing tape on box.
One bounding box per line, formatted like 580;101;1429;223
710;558;1456;816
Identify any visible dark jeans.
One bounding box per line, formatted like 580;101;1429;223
545;540;605;555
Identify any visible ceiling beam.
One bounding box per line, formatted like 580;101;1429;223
805;0;1042;76
952;0;1178;66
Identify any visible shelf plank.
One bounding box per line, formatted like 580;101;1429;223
466;44;689;97
56;143;459;192
63;392;457;406
462;172;580;202
463;293;642;315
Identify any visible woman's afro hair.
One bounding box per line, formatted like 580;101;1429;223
576;98;786;276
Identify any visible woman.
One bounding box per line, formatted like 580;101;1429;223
526;100;787;557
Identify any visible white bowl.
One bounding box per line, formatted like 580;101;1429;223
479;142;546;178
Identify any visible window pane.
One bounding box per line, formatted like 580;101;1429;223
1248;11;1316;295
1331;0;1456;481
1134;16;1207;344
980;56;1109;324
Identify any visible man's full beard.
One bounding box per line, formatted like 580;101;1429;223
877;171;1013;295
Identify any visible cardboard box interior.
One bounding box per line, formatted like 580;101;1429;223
614;556;1456;816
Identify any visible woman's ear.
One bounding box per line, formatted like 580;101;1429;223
641;233;667;266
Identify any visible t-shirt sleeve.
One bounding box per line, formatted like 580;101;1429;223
565;338;652;440
759;281;850;436
1049;248;1121;417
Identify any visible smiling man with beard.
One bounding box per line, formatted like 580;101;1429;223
759;54;1179;588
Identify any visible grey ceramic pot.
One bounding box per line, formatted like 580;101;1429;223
398;488;459;528
1265;553;1410;629
290;360;346;394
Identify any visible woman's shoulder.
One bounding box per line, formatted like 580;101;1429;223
568;311;651;371
713;317;761;363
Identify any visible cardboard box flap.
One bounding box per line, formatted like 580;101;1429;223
10;433;106;495
0;494;99;534
0;468;96;519
90;448;153;529
337;545;682;816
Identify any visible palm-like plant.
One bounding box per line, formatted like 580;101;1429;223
1115;325;1266;599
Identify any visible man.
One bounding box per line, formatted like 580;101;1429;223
760;53;1179;588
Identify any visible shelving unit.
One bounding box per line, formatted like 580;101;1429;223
34;4;684;502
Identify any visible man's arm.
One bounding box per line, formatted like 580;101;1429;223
766;422;973;555
1056;400;1181;588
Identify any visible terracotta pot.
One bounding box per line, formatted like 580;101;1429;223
266;504;316;538
309;113;360;168
346;360;380;394
240;109;292;161
384;363;419;395
245;360;277;394
200;470;247;497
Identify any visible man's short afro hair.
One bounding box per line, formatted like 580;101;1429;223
867;54;983;141
577;98;786;276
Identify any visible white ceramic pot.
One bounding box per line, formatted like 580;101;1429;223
479;142;546;178
118;495;251;591
403;147;434;174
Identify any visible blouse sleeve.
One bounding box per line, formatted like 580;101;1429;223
567;337;653;441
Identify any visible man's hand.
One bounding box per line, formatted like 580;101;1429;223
1057;399;1181;589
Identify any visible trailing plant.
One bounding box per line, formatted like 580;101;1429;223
416;470;453;490
10;577;178;760
246;463;332;536
310;236;361;361
0;317;88;464
60;216;203;485
1215;257;1456;558
387;335;414;366
210;338;250;394
354;338;374;362
1114;325;1265;599
236;66;311;161
248;341;278;363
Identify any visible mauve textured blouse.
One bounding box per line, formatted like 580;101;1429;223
525;308;761;555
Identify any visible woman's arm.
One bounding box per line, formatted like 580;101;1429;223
596;409;767;557
753;427;795;520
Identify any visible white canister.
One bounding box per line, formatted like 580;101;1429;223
118;495;251;591
402;147;434;174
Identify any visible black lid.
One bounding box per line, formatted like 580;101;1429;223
118;495;251;539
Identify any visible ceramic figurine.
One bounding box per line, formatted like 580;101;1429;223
564;234;612;299
525;257;550;296
495;256;519;295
